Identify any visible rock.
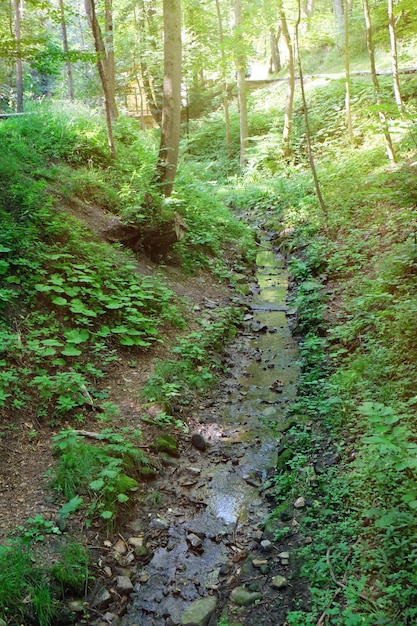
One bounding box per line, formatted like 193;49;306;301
187;533;203;549
191;433;207;451
89;587;112;610
278;551;290;560
112;538;127;554
271;575;287;589
230;586;263;606
150;517;169;530
155;434;179;457
128;536;144;548
252;558;269;569
114;575;133;594
294;496;306;509
260;539;273;552
185;466;201;476
181;596;218;626
68;600;86;613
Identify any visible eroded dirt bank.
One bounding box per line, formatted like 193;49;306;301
98;238;309;626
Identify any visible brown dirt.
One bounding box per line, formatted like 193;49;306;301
0;200;235;541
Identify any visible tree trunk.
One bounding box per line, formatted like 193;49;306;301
333;0;344;46
155;0;182;197
363;0;395;163
278;0;295;159
86;0;116;159
215;0;232;156
344;0;354;144
84;0;117;120
234;0;248;168
269;28;281;74
105;0;117;116
58;0;74;101
388;0;403;112
295;0;328;224
14;0;23;112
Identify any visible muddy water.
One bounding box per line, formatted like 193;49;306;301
122;243;299;626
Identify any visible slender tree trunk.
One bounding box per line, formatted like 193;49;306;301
156;0;182;197
14;0;23;112
333;0;344;47
58;0;74;101
278;0;295;159
234;0;248;167
344;0;354;144
295;0;328;224
215;0;231;156
388;0;403;112
269;28;281;74
105;0;116;114
85;0;117;120
363;0;395;163
86;0;116;158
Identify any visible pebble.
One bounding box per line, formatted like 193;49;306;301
191;433;207;451
230;586;263;606
260;539;273;552
150;517;169;530
271;575;287;589
294;496;306;509
252;558;269;569
187;533;203;549
114;575;133;594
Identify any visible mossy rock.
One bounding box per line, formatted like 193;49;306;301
116;474;138;492
276;447;294;471
138;465;158;479
154;434;179;457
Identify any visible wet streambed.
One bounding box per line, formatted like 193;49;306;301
122;241;300;626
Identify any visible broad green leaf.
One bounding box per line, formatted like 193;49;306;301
63;328;90;344
51;296;68;306
61;345;82;357
89;478;105;491
100;510;114;519
117;493;129;503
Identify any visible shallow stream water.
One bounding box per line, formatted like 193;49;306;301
122;240;300;625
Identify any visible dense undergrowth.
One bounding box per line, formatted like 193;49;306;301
186;66;417;623
0;103;255;624
2;48;417;624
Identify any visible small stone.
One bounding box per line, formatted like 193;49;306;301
260;539;273;552
252;558;269;569
114;575;133;594
69;600;86;613
128;536;144;548
150;517;169;530
271;575;287;589
253;529;263;541
139;572;150;583
230;586;263;606
181;596;217;626
294;496;306;509
112;539;127;554
191;433;207;451
187;533;203;549
90;587;112;610
278;551;290;560
104;566;112;578
185;466;201;476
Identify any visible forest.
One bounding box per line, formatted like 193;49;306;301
1;0;417;624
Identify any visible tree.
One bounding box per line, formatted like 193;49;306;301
58;0;74;101
277;0;295;159
234;0;248;168
344;0;354;144
155;0;182;197
387;0;403;112
85;0;117;158
215;0;232;156
14;0;23;112
84;0;118;120
363;0;395;163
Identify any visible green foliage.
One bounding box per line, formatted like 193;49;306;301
144;307;242;405
52;429;150;527
51;542;90;595
0;542;56;626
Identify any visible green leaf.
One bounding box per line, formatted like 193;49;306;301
42;339;64;347
0;260;9;275
0;245;11;253
100;510;114;519
89;478;105;491
61;345;83;357
35;283;52;293
69;299;97;317
57;495;84;519
51;296;68;306
63;328;90;344
117;493;129;503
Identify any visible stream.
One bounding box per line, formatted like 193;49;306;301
121;239;300;626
